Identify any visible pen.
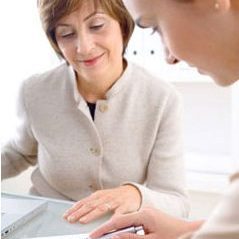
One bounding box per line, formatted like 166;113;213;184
96;225;144;239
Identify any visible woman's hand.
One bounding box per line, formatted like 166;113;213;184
90;207;204;239
63;185;141;224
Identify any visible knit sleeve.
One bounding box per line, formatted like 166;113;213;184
188;177;239;239
1;79;38;180
124;88;190;218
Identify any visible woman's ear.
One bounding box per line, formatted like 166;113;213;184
214;0;231;12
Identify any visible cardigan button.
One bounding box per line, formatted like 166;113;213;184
89;185;94;190
98;103;108;113
90;147;101;156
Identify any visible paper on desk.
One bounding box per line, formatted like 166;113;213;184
25;234;89;239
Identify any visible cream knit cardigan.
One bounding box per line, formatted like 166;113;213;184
2;61;189;217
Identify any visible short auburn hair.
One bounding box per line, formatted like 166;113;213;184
38;0;135;58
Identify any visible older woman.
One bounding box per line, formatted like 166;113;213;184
1;0;189;224
90;0;239;238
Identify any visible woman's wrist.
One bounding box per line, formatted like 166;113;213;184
121;184;142;210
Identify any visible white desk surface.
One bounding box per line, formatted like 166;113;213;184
1;192;111;239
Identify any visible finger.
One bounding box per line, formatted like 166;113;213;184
90;212;143;239
64;193;107;220
66;195;116;223
63;201;84;219
114;206;128;215
78;204;110;224
112;233;145;239
66;202;97;223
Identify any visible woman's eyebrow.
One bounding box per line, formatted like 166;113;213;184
83;11;105;21
56;11;106;28
56;24;71;28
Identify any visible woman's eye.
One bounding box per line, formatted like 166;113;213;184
90;24;104;30
61;32;75;38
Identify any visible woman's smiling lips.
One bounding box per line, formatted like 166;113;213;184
79;53;105;67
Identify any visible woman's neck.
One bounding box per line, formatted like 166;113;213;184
76;60;125;103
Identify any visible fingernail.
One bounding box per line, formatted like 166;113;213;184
79;216;87;223
68;216;76;222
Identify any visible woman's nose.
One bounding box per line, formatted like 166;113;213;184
76;34;94;55
166;53;179;64
164;47;179;64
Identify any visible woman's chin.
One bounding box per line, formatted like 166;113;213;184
210;74;235;87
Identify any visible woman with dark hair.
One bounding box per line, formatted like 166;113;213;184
1;0;189;224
